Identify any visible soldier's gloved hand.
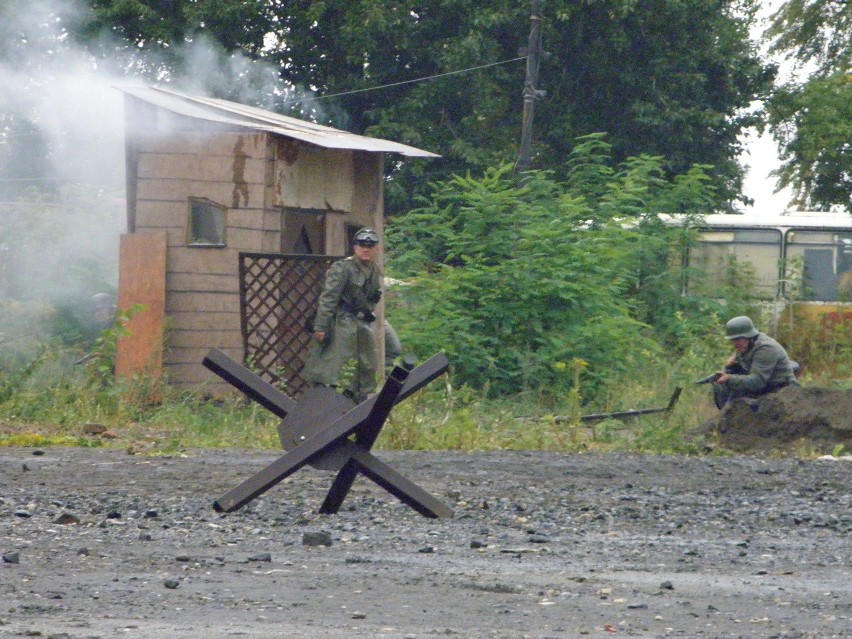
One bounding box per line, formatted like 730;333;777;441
314;331;326;342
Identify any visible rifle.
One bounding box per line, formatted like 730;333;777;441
694;372;722;385
516;387;682;424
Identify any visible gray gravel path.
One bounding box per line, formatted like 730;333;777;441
1;447;850;638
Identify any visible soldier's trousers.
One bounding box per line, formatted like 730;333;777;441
712;363;797;410
302;312;377;399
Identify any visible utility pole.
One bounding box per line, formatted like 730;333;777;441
515;0;543;174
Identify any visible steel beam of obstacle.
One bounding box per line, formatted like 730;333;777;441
202;349;452;519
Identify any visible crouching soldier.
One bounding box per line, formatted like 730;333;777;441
711;316;798;409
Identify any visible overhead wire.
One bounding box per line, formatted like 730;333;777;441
1;55;529;186
282;56;527;104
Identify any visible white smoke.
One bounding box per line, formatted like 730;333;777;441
0;0;320;309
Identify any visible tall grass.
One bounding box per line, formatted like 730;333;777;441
0;309;847;455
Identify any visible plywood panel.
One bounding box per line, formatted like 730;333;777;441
352;151;384;222
116;231;167;380
274;146;354;211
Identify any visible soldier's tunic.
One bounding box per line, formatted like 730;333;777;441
714;332;797;407
302;256;382;398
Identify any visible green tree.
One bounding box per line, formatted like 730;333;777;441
385;136;720;398
766;0;852;211
70;0;773;213
767;74;852;210
767;0;852;75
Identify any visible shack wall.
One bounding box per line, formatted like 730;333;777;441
125;113;386;391
129;129;269;388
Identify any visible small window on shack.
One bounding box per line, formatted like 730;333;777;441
187;198;226;247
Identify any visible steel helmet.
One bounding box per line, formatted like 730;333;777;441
353;227;379;246
724;316;759;340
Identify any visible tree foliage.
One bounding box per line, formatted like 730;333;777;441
767;0;852;75
767;73;852;210
67;0;773;213
385;136;722;398
766;0;852;211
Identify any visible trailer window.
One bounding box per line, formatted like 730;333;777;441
689;228;781;299
785;230;852;301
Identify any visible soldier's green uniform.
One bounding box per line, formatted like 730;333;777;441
712;316;798;409
303;254;382;399
723;332;797;396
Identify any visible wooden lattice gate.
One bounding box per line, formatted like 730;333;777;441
239;253;336;396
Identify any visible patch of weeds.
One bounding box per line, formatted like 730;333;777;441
0;432;90;448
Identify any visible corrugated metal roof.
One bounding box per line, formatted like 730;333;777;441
117;85;440;158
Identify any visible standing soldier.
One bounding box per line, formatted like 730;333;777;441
303;228;383;402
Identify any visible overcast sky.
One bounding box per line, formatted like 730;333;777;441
739;0;796;215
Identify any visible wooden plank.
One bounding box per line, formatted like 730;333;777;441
140;132;267;158
137;179;265;208
136;201;270;231
138;153;266;184
167;311;241;331
167;272;240;293
219;227;266;251
163;362;238;386
166;290;240;313
137;221;268;251
261;230;281;253
169;329;242;350
165;346;242;367
167;247;239;275
116;231;167;379
154;227;265;251
135;200;186;227
135;226;187;249
169;336;244;361
262;209;283;232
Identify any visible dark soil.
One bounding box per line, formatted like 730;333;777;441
697;386;852;454
1;446;850;638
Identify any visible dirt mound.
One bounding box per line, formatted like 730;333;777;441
699;386;852;454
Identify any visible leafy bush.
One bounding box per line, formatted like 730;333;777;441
385;136;722;399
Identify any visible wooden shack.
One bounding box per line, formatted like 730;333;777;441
115;86;437;392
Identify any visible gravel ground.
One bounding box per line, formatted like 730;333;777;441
1;447;850;638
